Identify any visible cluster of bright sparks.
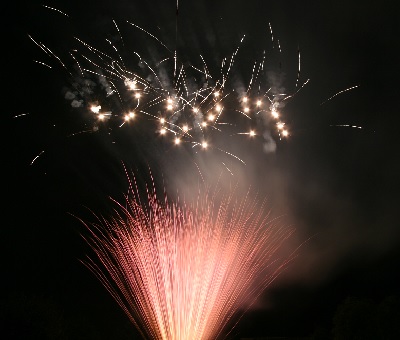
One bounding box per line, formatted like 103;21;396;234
29;5;304;166
90;89;289;149
82;181;295;340
24;4;362;168
85;62;291;159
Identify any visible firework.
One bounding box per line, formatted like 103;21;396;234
28;6;311;168
23;3;364;170
81;177;296;340
72;27;293;148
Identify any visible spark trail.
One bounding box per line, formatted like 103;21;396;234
81;178;296;340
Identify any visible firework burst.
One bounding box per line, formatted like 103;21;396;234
80;176;296;340
26;4;313;168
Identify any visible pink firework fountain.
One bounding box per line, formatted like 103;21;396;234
82;178;296;340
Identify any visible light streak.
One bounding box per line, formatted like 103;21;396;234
295;47;301;88
269;22;274;48
30;150;45;165
320;85;359;105
42;5;69;17
330;124;362;129
13;113;30;118
33;60;52;68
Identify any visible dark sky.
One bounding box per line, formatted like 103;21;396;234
3;0;400;339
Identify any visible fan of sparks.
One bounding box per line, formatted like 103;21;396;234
81;178;296;340
29;12;307;165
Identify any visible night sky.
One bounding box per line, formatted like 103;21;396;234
3;0;400;339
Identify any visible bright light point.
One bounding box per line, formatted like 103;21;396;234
282;129;289;137
277;122;285;129
208;114;215;121
182;125;189;132
201;121;207;127
160;118;165;124
214;91;220;97
271;110;279;118
167;104;173;110
124;111;135;121
125;80;136;90
98;113;105;120
91;105;101;114
193;107;199;113
215;104;221;111
167;98;173;104
244;107;249;113
243;97;248;102
160;128;166;135
256;100;262;106
249;130;256;137
135;93;141;99
201;141;208;149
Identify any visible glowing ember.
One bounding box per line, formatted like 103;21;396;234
124;111;135;121
90;105;101;114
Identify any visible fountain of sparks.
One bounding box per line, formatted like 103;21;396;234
81;178;296;340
